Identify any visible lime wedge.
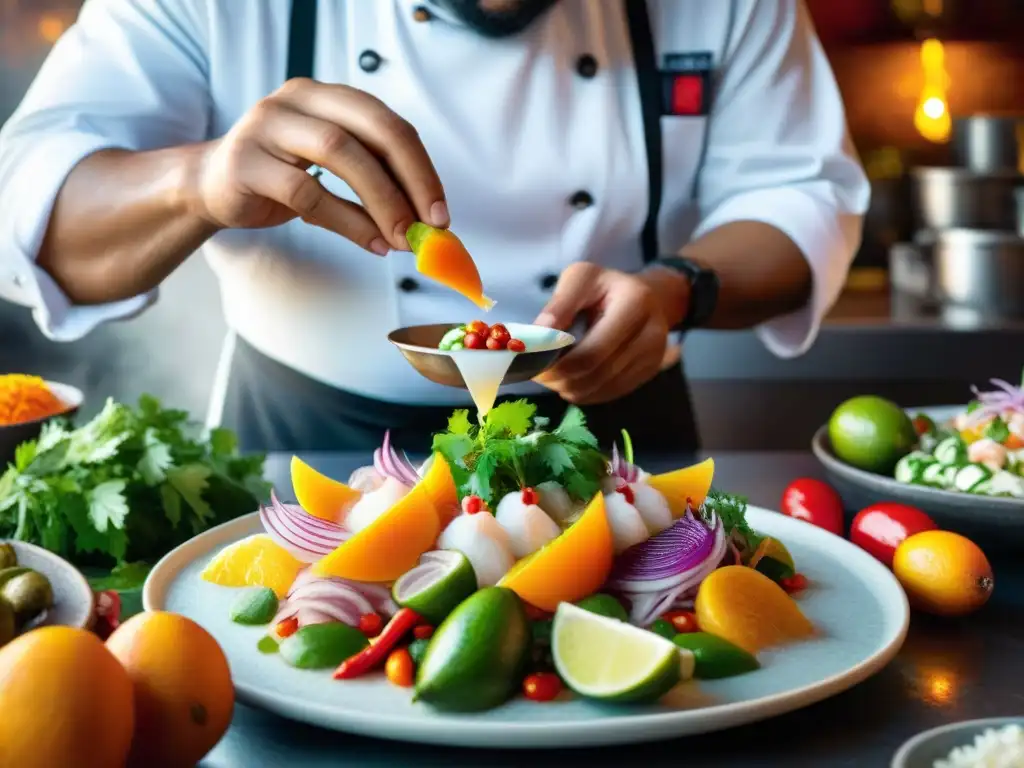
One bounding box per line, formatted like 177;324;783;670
552;603;694;703
392;550;478;625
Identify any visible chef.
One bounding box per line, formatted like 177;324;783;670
0;0;869;453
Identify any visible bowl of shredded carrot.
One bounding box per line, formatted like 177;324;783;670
0;375;83;464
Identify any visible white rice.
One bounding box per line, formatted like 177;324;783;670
935;724;1024;767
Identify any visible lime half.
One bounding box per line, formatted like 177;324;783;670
392;550;478;625
552;603;694;703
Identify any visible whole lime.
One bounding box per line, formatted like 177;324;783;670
829;396;917;474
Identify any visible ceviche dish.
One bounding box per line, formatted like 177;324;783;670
200;400;815;710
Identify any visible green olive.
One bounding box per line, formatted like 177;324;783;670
0;543;17;570
0;567;31;590
0;600;14;648
1;571;53;621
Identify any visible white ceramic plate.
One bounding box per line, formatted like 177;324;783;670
144;506;909;749
3;540;95;631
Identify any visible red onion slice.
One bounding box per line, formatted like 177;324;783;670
373;430;420;486
259;493;350;562
607;509;715;587
272;571;397;630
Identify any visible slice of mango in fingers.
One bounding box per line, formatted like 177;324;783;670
406;222;494;310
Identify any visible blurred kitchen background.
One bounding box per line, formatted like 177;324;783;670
2;0;1023;449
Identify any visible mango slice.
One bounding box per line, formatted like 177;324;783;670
407;223;494;310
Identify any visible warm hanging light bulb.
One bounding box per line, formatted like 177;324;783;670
914;38;951;143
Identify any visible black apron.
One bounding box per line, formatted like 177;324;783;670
220;0;700;455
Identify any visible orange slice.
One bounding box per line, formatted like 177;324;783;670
420;454;459;525
200;534;305;597
291;455;361;523
311;484;441;582
406;222;494;310
498;493;614;612
694;565;814;654
647;458;715;517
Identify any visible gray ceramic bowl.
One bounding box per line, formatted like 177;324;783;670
892;717;1024;767
388;322;575;389
0;381;82;468
811;405;1024;547
1;539;95;633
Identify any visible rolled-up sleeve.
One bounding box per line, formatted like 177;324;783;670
692;0;870;357
0;0;211;341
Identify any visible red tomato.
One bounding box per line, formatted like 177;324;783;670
485;335;507;350
463;331;485;349
507;339;526;352
358;613;383;637
780;478;845;536
489;324;511;345
850;502;938;568
523;673;563;702
465;320;489;336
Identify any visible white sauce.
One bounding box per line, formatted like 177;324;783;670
449;349;517;420
494;492;561;558
437;511;515;586
344;476;410;533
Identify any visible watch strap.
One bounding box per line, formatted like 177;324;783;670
652;256;719;331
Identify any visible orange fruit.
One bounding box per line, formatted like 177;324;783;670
312;484;441;582
291;455;361;522
892;530;994;617
407;223;494;310
420;453;459;524
694;565;815;654
0;626;134;768
498;493;614;612
200;533;305;597
647;458;715;517
107;611;234;768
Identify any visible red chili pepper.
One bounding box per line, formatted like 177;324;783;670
333;608;421;680
662;610;699;634
781;573;809;594
358;613;384;637
275;617;299;638
413;624;434;640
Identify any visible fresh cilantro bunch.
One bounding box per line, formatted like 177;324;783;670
431;400;608;507
0;394;271;580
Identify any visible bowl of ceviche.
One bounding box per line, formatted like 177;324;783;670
0;376;82;467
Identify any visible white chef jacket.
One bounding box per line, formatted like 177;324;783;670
0;0;869;416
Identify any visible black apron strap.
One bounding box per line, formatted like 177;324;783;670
287;0;318;81
624;0;662;265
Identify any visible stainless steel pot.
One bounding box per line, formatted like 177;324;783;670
912;167;1022;230
952;115;1022;173
934;229;1024;315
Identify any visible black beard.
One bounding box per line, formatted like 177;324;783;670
431;0;561;38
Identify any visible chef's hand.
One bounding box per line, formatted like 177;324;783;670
194;78;448;255
532;263;689;405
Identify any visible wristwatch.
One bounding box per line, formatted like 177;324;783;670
651;256;720;332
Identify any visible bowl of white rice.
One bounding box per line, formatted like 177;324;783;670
893;718;1024;768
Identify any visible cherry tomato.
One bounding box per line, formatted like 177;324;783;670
489;324;511;345
413;624;434;640
507;338;526;352
486;335;507;350
465;320;489;336
523;672;563;702
662;610;699;634
850;502;938;568
521;487;539;506
358;613;383;637
385;648;415;688
912;415;934;436
781;573;809;594
275;617;299;638
780;478;845;536
463;331;485;349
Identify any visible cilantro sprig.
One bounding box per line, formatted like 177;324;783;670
431;400;606;506
703;489;763;555
0;394;271;587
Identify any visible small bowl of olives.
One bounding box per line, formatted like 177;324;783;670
0;540;95;648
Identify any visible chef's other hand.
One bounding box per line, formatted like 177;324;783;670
194;78;448;255
532;263;688;405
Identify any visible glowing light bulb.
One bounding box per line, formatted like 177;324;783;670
913;39;951;143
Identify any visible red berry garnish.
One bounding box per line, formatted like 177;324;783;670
616;481;635;505
486;335;507;350
507;339;526;352
463;495;484;515
358;613;384;637
463;331;485;349
521;487;538;505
